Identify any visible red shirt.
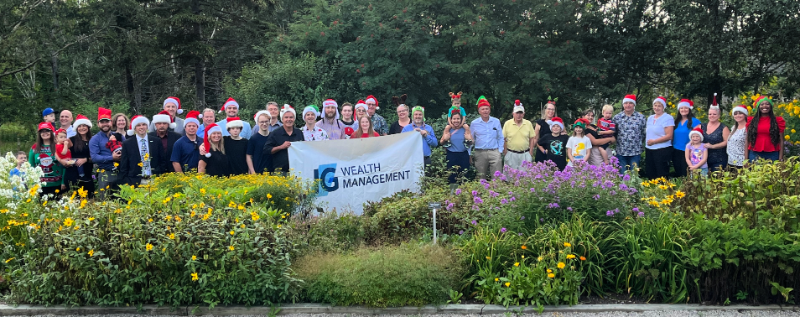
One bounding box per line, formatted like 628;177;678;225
357;132;380;138
746;116;785;152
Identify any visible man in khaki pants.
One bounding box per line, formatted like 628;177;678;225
470;96;504;180
502;100;536;170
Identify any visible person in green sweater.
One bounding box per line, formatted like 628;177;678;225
29;122;66;197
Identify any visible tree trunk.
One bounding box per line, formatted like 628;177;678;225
50;51;59;108
192;0;206;109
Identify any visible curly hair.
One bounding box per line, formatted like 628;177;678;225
747;101;780;147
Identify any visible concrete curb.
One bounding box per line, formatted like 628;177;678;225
0;303;797;316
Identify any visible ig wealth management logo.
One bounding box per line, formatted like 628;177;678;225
314;163;339;196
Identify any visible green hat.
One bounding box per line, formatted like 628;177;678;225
303;105;320;118
476;95;488;105
411;106;425;120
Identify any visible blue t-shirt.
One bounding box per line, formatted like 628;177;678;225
446;127;469;153
170;136;203;172
246;133;271;174
672;117;701;152
401;123;438;157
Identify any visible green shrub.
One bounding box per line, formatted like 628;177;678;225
294;244;464;307
288;211;366;255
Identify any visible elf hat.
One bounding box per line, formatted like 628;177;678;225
302;105;320;119
72;114;93;129
226;116;244;130
677;99;694;110
513;100;524;113
622;94;637;105
42;108;54;117
254;110;271;122
689;127;704;141
37;122;55;132
321;99;339;119
128;115;150;136
754;96;773;107
364;95;379;110
98;107;112;121
709;93;720;111
163;96;183;114
202;123;223;158
153;110;176;129
280;104;296;119
476;96;490;109
547;117;565;130
573;118;590;129
219;97;239;113
731;105;749;116
449;91;463;100
184;110;201;128
653;96;667;108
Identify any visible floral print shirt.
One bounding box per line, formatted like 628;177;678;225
612;111;647;156
301;125;329;142
370;113;388;135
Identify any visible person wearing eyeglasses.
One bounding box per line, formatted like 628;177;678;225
170;110;203;173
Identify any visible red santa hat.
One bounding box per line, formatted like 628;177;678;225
653;96;667;108
128;115;150;136
37;122;55;132
354;100;368;121
184;110;201;128
677;99;694;110
202;123;223;157
280;104;296;120
731;105;749;116
622;94;637;105
322;99;340;120
513;99;524;113
98;107;112;122
72;114;93;129
547;117;565;130
219;97;240;113
55;128;67;136
153;110;176;129
163;96;183;114
709;93;720;111
226;116;244;130
364;95;379;110
688;127;704;141
254;110;271;122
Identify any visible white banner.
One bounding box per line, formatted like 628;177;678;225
288;132;424;214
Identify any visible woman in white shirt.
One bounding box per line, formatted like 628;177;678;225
726;105;749;169
644;97;675;179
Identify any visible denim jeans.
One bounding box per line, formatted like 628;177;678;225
748;150;780;162
616;154;641;175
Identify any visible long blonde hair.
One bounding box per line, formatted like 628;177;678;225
209;132;226;154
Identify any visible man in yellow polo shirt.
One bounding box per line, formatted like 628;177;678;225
502;100;536;170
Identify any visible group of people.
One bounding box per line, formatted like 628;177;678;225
14;91;788;199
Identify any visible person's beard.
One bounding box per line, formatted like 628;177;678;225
325;112;335;120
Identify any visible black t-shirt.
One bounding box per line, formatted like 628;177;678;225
224;136;248;175
264;127;305;173
247;133;271;174
389;121;409;135
200;149;230;177
537;133;570;170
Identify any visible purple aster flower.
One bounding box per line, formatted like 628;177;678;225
500;227;507;233
494;170;503;178
500;198;508;204
520;216;525;220
637;212;645;217
622;174;631;181
474;197;484;204
446;203;454;210
606;210;614;216
455;188;462;195
518;233;523;236
567;207;573;212
632;207;640;212
593;194;600;200
510;196;516;202
472;205;479;210
459;230;464;235
471;220;478;225
484;183;491;189
610;190;616;196
530;187;536;192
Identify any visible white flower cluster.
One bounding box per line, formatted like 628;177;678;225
0;151;44;209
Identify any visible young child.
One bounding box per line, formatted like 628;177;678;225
9;151;27;179
596;104;616;164
537;117;570;171
42;108;56;124
54;129;83;177
567;119;593;166
106;134;123;171
685;127;708;176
